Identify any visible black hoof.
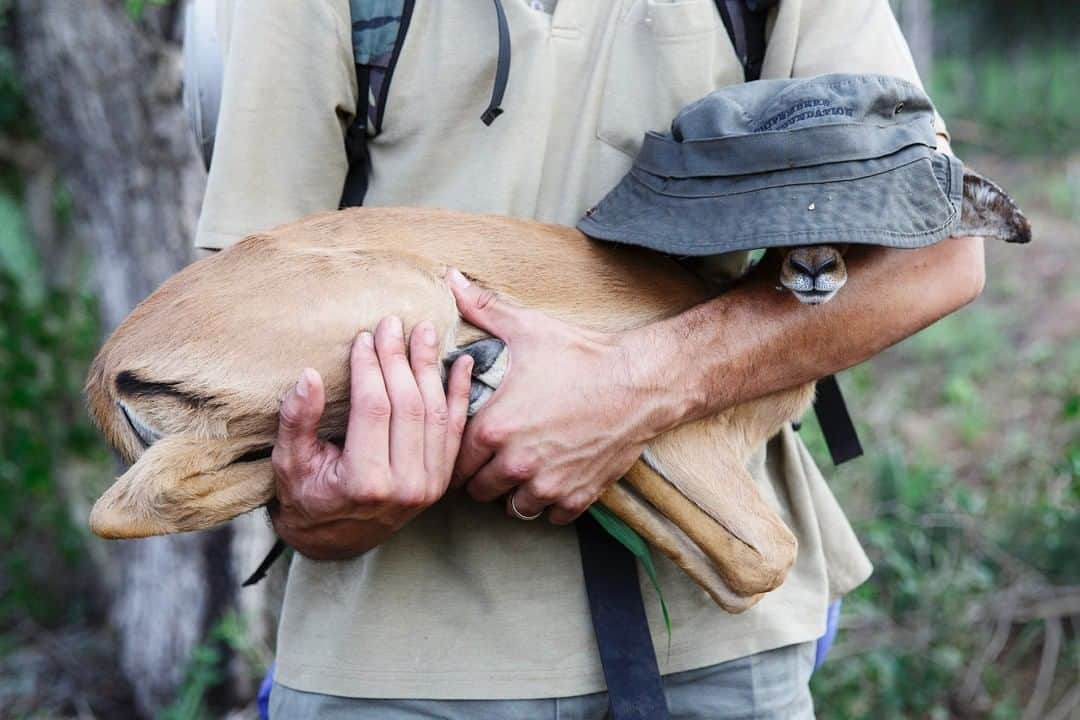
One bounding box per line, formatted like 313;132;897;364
444;338;505;375
445;338;507;416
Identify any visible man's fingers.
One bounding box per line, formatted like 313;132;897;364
375;316;425;474
465;447;540;503
544;491;597;526
444;354;473;470
446;268;525;339
273;368;326;482
453;419;496;487
410;320;450;477
342;331;391;470
505;484;548;520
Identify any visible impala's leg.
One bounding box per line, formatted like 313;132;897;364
627;390;813;598
599;481;760;613
445;337;509;415
620;456;795;597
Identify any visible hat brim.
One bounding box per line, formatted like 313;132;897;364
578;149;964;257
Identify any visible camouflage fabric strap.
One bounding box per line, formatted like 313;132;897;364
349;0;414;135
340;0;415;207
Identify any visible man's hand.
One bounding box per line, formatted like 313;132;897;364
446;269;664;525
270;316;473;561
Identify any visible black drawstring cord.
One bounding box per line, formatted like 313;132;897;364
482;0;511;125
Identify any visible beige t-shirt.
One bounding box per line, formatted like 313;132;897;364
198;0;936;700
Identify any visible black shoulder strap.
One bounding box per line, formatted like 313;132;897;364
813;374;863;465
341;0;417;208
577;513;670;719
714;0;775;82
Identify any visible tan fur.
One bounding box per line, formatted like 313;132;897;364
85;166;1031;612
86;207;808;612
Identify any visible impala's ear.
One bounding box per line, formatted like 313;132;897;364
89;435;276;539
959;169;1033;245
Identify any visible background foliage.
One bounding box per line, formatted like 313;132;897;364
806;4;1080;714
0;0;1077;717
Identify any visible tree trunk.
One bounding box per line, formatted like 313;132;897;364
11;2;278;716
892;0;934;80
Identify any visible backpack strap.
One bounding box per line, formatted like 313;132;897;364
341;0;417;207
813;374;863;465
341;0;512;206
714;0;776;82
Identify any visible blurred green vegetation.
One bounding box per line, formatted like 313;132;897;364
160;611;264;720
0;268;104;629
929;0;1080;157
931;49;1080;157
0;4;104;641
807;151;1080;715
808;5;1080;714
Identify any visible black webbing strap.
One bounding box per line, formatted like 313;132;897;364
813;374;863;465
714;0;773;82
340;62;372;208
577;513;670;720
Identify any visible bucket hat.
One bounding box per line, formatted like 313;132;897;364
577;73;964;256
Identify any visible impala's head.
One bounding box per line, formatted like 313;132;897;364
84;313;282;539
84;226;460;540
774;168;1031;306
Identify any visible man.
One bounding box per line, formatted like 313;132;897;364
195;1;984;717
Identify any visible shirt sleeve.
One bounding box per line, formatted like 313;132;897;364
195;0;357;249
787;0;949;139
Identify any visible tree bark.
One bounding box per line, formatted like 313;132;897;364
10;2;277;716
892;0;934;80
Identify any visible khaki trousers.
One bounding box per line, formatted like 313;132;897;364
269;641;816;720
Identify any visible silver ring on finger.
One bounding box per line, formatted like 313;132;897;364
509;490;543;521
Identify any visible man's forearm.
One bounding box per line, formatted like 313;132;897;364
624;235;986;433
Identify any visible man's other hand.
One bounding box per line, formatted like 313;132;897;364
446;269;664;526
270;317;473;560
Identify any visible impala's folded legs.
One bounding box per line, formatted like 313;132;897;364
445;337;509;416
444;335;790;610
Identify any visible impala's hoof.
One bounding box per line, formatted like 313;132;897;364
445;338;508;415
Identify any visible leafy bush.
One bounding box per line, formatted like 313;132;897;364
811;450;1079;718
0;263;105;630
931;47;1080;156
160;611;264;720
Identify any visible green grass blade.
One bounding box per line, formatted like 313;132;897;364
587;505;671;638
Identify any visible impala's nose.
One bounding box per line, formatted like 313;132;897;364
780;247;848;304
788;255;838;282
